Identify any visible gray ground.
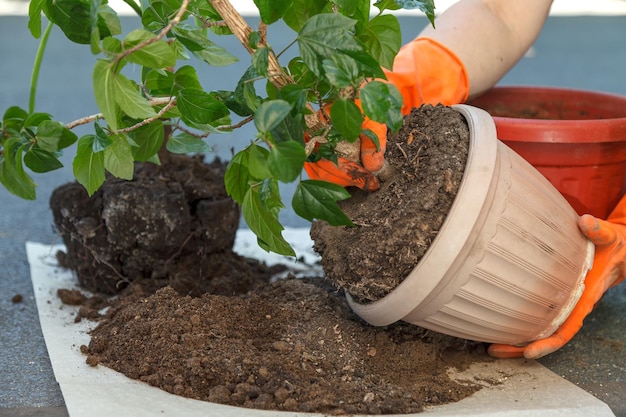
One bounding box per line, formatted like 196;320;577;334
1;13;625;417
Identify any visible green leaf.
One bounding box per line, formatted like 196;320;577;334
359;15;401;70
104;134;134;179
394;0;435;26
89;0;102;53
93;123;113;152
141;0;171;31
173;65;203;91
0;138;36;200
129;119;164;161
24;147;64;173
280;84;308;113
172;25;207;52
282;0;327;32
361;127;381;152
254;100;291;133
97;4;122;37
330;99;363;142
173;26;238;67
36;120;78;152
93;60;118;131
102;36;123;58
44;0;94;44
297;13;362;78
73;134;106;196
177;88;231;127
2;106;28;134
321;54;359;88
225;150;251;204
269;111;304;147
252;47;270;77
247;144;272;179
384;83;404;132
293;180;353;226
287;58;317;91
28;0;46;38
166;133;212;154
242;182;295;256
22;112;52;129
234;66;262;113
122;29;176;68
113;74;156;119
144;69;175;95
248;31;262;49
342;48;386;79
253;0;289;24
331;0;357;15
213;90;251;117
170;38;190;60
373;0;401;12
268;141;306;183
360;80;403;131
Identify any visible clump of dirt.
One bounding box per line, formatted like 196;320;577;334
50;154;282;297
53;105;491;415
311;104;470;302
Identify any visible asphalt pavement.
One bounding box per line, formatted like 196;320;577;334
1;8;626;417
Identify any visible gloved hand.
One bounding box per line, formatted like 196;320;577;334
488;195;626;359
304;37;469;191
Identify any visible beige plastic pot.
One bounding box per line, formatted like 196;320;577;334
347;104;595;346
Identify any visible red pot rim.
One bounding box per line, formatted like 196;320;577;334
467;86;626;144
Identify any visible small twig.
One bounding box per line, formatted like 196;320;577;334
165;232;194;265
118;98;177;133
65;113;104;130
114;0;190;67
395;142;409;161
65;97;174;130
218;115;254;131
173;124;211;139
170;115;254;139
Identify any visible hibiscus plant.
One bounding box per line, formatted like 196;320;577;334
0;0;434;255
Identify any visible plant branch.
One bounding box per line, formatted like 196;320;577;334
173;115;254;139
115;0;190;66
209;0;291;89
65;97;174;130
118;98;177;133
218;115;254;131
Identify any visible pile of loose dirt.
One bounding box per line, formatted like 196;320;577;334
80;277;486;415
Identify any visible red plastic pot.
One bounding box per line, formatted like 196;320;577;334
467;86;626;219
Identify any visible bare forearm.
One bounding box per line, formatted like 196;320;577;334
419;0;553;98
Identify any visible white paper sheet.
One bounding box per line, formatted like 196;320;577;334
28;228;615;417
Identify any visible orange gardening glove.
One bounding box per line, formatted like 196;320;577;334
304;37;469;191
488;195;626;359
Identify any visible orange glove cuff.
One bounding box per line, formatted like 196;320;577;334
385;37;470;114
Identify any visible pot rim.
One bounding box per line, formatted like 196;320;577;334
468;85;626;143
346;104;499;325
